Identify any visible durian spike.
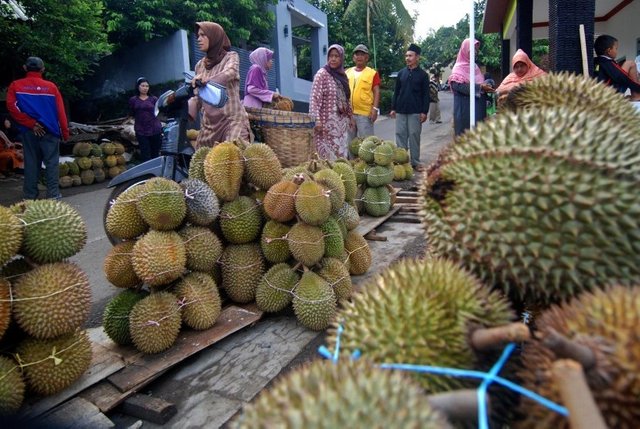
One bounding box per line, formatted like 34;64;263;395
470;322;530;351
427;389;487;425
551;359;607;429
543;329;596;371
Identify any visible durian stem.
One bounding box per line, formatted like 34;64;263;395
427;389;487;424
551;359;607;429
470;323;530;351
544;329;596;370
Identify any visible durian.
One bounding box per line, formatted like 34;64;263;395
179;179;220;226
179;225;222;273
0;356;25;415
103;289;149;345
103;241;141;288
255;263;300;313
129;292;182;354
105;183;149;240
243;143;282;190
204;142;244;202
174;272;221;330
292;271;336;331
136;178;186;230
131;230;186;287
219;196;263;244
327;258;513;392
220;244;265;303
0;205;22;267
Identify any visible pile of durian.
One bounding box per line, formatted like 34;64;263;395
230;74;640;428
349;136;411;217
0;200;91;415
59;141;127;188
103;139;372;355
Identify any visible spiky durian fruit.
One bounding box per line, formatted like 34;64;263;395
174;272;221;330
220;244;265;303
131;230;186;287
366;165;394;187
0;205;22;267
504;72;640;130
327;258;513;392
178;225;222;272
129;292;182;354
17;330;92;396
0;356;25;415
188;147;210;181
317;257;352;301
204;142;244;202
373;142;394;166
292;271;336;331
349;136;363;157
361;186;391;217
135;177;186;230
314;168;346;212
103;241;141;288
319;217;344;258
294;181;331;226
358;138;378;163
179;179;220;226
353;159;368;184
423;106;640;305
287;222;325;267
393;164;407;181
394;147;410;164
219;196;263;244
332;161;357;203
255;263;299;313
335;202;360;231
103;289;149;345
13;262;91;339
12;200;86;263
105;183;149;240
230;358;452;429
260;220;291;264
243;143;282;190
517;286;640;428
263;179;299;222
343;231;371;275
0;279;10;340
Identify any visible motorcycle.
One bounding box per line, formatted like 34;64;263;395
102;74;228;244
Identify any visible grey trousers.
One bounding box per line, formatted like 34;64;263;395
347;114;374;141
395;113;422;167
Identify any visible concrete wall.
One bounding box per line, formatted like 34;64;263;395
270;0;328;107
89;30;190;98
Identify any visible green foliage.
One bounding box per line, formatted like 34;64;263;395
104;0;276;48
0;0;111;100
378;88;393;114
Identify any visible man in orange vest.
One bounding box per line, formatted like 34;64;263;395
346;44;381;141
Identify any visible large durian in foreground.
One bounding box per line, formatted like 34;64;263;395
516;286;640;428
229;359;452;429
423;104;640;306
327;258;512;393
503;72;640;132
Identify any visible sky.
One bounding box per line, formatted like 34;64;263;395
402;0;474;40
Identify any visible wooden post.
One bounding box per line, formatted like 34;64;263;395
470;322;530;351
579;24;589;75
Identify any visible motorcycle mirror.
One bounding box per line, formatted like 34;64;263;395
155;89;175;117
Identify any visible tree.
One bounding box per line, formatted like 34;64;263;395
343;0;415;49
104;0;277;49
0;0;111;100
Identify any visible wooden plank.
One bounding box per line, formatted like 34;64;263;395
395;197;419;204
78;380;133;413
364;230;388;241
392;215;422;224
355;205;401;237
122;394;177;424
43;397;114;428
399;205;422;212
107;304;262;393
20;335;126;420
396;190;420;196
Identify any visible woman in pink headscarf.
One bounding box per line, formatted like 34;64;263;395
243;47;280;108
496;49;546;102
309;44;353;160
448;38;495;136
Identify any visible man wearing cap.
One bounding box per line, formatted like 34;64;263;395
7;56;69;200
345;44;381;140
390;43;429;171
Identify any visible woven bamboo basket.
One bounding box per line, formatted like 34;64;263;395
246;106;315;168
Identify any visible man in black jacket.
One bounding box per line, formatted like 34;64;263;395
390;43;429;171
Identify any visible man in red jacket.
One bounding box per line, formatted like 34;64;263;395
7;57;69;200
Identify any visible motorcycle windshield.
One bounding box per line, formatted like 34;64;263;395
200;82;228;108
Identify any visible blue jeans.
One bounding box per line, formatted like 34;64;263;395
21;131;61;200
137;133;162;162
395;113;422;167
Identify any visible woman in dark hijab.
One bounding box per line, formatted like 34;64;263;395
309;44;353;160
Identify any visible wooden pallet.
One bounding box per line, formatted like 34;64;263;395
22;303;262;421
391;190;423;224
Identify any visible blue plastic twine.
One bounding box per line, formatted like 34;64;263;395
319;324;569;428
